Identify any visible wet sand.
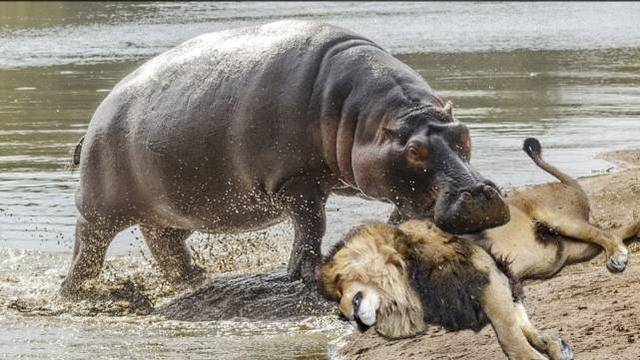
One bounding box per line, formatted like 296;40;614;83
339;149;640;359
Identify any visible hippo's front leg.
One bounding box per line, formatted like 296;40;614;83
278;176;328;287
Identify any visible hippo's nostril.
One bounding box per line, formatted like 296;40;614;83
483;184;495;194
460;191;472;201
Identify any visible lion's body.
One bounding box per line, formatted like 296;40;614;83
317;139;640;359
321;220;572;359
399;221;518;332
467;139;640;280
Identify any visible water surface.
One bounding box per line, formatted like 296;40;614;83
1;2;639;359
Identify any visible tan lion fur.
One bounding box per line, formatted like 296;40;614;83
468;138;640;280
321;220;572;359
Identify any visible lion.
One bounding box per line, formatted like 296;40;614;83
321;220;574;360
321;138;639;358
465;138;640;280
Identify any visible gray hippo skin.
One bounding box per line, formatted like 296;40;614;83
62;21;509;296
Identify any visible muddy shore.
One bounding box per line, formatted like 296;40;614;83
339;149;640;359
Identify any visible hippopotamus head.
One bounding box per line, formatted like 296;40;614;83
352;102;509;234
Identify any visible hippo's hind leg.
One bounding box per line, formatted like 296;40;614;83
60;216;128;298
139;225;204;286
278;176;328;287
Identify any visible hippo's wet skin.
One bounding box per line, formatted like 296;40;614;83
61;20;509;297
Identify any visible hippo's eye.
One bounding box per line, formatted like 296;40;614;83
408;146;419;158
406;142;429;167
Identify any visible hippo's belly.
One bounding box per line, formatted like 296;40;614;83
145;181;288;233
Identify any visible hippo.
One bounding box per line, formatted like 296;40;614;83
61;20;509;297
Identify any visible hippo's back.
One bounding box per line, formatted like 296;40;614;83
77;21;379;227
117;21;361;97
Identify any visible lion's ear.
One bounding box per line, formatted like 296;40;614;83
386;227;411;274
386;252;406;273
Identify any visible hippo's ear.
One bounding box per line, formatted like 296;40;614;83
443;101;453;118
405;141;429;168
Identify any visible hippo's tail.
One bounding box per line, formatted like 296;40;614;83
522;137;583;193
71;136;85;167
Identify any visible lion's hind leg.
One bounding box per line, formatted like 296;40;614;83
537;215;628;273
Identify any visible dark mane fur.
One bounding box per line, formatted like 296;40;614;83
404;235;525;332
405;237;490;332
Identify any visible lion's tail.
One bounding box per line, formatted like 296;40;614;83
72;136;85;167
522;137;584;193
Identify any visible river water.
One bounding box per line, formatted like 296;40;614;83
1;2;639;359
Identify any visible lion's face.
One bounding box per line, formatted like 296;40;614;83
337;281;382;331
320;222;427;338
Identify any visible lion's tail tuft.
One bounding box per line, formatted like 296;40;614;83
523;137;542;160
522;137;583;192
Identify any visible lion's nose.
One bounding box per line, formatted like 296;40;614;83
351;292;371;332
352;291;363;312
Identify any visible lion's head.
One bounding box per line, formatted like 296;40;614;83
320;222;426;338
